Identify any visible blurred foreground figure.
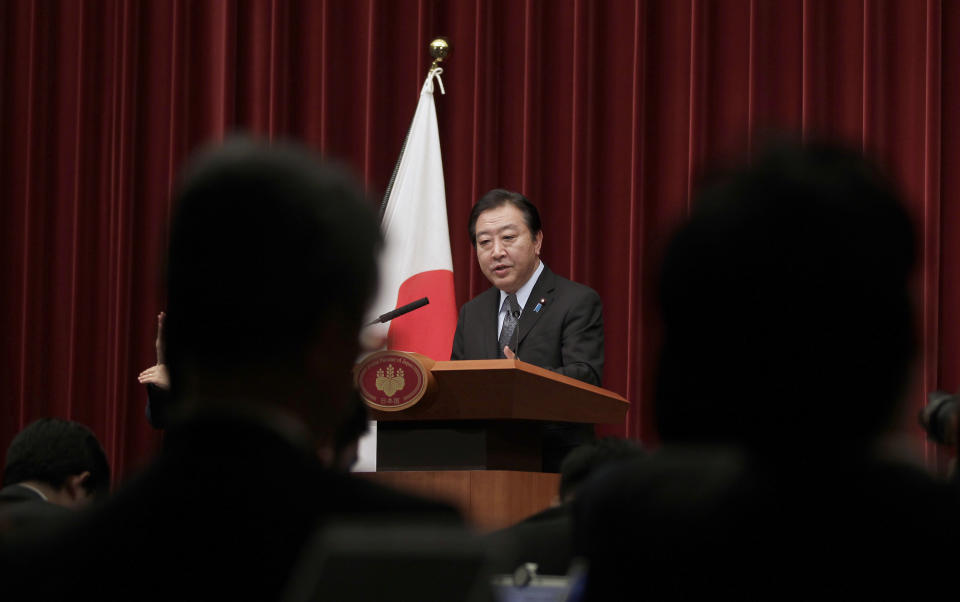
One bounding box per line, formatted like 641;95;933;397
1;139;459;600
488;437;644;576
316;390;370;472
574;144;960;600
0;418;109;533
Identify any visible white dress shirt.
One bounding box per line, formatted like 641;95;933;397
497;260;545;335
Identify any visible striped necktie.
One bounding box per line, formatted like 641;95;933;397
498;293;520;357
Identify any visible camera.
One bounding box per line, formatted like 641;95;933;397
919;391;959;446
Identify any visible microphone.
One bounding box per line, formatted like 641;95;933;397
367;297;430;326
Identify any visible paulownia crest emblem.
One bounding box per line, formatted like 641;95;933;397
375;364;405;397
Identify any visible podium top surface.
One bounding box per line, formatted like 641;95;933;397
369;358;629;425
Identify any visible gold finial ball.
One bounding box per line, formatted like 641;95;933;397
429;38;450;63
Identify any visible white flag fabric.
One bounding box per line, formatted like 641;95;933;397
356;69;457;473
366;68;457;361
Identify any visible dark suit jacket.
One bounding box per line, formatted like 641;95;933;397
1;407;463;600
573;447;960;600
486;504;573;576
451;265;604;386
145;382;172;429
0;484;45;507
0;484;70;535
451;266;604;470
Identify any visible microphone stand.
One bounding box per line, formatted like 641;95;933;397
511;308;521;361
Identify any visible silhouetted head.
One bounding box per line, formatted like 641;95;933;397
163;138;381;434
559;437;645;502
3;418;110;507
656;143;916;453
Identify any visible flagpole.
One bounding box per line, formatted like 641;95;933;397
379;38;451;222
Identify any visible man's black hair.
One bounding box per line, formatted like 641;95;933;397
558;437;645;501
655;142;916;452
468;189;542;244
2;418;110;499
163;138;382;400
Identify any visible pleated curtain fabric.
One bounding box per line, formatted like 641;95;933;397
1;0;958;477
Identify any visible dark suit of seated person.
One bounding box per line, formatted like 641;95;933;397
451;189;605;471
488;437;644;576
0;418;110;535
1;139;462;601
572;143;960;600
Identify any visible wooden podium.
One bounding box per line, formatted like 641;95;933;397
357;355;629;529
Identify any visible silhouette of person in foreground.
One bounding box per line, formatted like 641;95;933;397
573;143;960;600
488;437;644;576
1;138;460;600
137;311;368;472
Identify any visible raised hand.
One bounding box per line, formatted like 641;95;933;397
138;312;170;390
138;363;170;390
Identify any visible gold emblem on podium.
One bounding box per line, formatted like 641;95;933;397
375;364;405;397
356;350;431;412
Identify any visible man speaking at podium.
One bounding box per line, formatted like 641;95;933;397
451;189;604;471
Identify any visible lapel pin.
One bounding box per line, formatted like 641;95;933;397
534;298;545;313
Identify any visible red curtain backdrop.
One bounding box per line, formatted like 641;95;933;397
2;0;959;479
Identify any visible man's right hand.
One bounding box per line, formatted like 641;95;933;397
138;364;170;390
138;312;170;390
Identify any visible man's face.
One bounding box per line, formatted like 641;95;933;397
474;203;543;294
